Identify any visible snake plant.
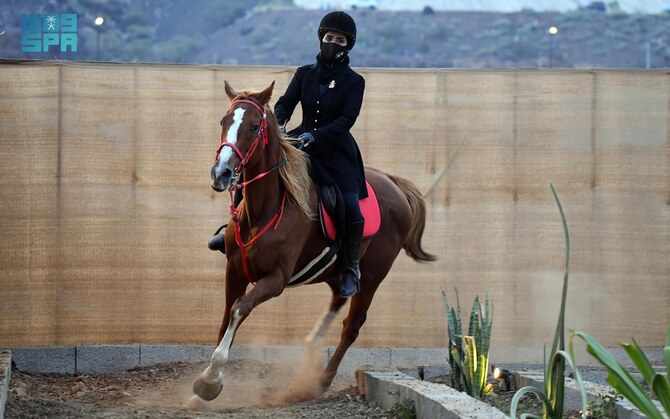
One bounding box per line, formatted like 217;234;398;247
510;184;588;419
441;287;493;399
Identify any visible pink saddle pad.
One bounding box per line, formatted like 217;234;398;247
320;182;381;241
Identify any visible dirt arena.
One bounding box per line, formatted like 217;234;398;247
5;359;388;418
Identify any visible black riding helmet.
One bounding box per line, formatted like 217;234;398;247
318;11;357;50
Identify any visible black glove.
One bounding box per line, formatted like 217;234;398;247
279;124;287;135
298;132;315;147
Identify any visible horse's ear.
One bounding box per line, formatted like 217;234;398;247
257;81;275;106
224;80;237;100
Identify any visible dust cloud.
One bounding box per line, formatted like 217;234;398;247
132;345;331;412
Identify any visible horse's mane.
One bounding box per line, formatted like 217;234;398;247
269;111;315;220
235;92;314;220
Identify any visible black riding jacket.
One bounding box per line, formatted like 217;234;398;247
274;62;367;198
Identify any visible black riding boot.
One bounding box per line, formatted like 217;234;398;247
208;189;243;253
338;220;364;298
207;225;227;253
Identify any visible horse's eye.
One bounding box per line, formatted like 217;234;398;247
220;120;224;127
251;124;259;132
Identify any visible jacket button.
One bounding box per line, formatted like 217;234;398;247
316;110;319;113
314;119;318;122
316;101;320;104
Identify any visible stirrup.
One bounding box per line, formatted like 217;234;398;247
338;266;360;298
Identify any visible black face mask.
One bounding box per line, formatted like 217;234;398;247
320;42;348;63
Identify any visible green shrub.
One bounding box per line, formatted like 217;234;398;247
586;389;621;419
375;25;405;39
203;1;249;32
387;397;416;419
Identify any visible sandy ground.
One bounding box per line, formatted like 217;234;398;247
5;359;389;418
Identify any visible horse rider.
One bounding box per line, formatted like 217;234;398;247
274;10;367;298
209;11;367;298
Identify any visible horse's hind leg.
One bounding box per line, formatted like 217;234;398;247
305;294;348;348
270;294;348;403
319;278;382;390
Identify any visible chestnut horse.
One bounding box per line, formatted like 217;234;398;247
193;81;436;402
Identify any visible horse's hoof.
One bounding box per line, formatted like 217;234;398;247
185;394;208;410
192;375;223;401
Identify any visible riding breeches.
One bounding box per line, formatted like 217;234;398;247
343;192;364;223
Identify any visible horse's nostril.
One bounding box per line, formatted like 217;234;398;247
222;168;232;179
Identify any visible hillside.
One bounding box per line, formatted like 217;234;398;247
1;1;669;68
194;8;670;68
296;0;669;14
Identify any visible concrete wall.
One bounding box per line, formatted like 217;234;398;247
0;60;668;362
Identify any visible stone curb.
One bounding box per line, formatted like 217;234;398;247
514;370;599;412
614;398;668;419
9;345;446;374
356;366;509;419
11;346;75;374
514;370;664;419
0;349;11;419
358;366;667;418
10;345;662;374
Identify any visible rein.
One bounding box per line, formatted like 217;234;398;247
229;189;288;284
217;98;288;284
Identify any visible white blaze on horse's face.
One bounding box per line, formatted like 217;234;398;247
211;107;245;190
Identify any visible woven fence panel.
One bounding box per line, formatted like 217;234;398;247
0;61;668;358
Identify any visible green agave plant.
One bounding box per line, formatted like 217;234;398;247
441;287;493;399
510;184;588;419
571;323;670;419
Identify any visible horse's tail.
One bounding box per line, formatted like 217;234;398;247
388;174;437;262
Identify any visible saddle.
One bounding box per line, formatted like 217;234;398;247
287;182;380;287
317;182;381;242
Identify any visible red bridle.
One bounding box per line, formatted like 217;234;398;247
214;98;288;284
214;99;269;180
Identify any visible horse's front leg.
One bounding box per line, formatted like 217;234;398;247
192;270;286;402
